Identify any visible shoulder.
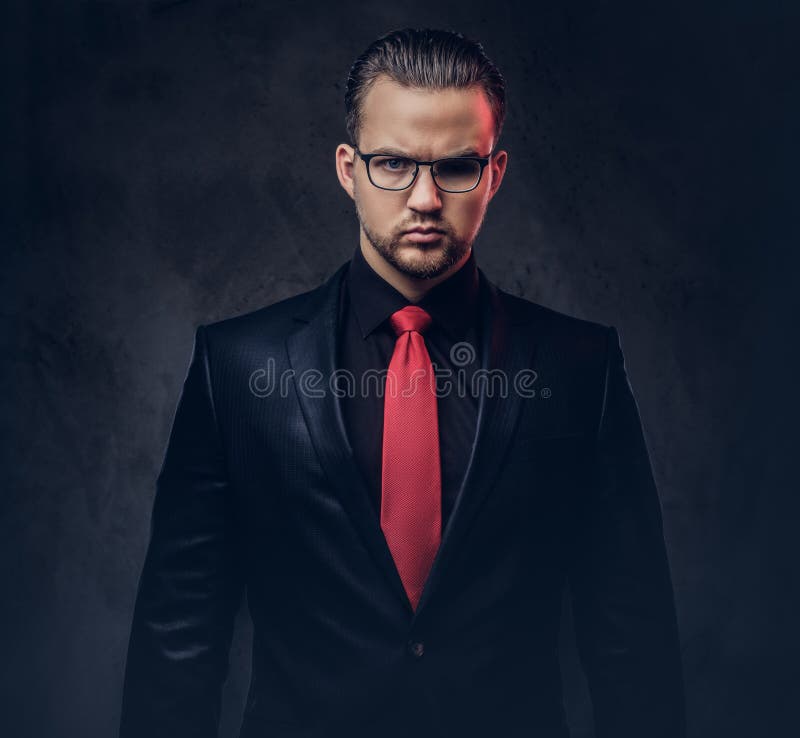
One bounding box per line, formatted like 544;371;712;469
488;284;621;434
203;289;316;344
494;284;614;360
199;263;345;353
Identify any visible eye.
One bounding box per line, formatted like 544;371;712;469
374;156;413;171
436;158;478;176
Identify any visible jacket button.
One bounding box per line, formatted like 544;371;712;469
408;640;425;658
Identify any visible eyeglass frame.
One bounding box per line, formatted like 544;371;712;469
353;146;494;193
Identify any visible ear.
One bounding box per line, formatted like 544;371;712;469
335;143;357;201
486;149;508;202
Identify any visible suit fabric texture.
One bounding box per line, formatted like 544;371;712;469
120;256;687;738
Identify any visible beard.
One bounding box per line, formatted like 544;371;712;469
355;194;476;280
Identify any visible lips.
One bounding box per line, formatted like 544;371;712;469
403;227;445;235
403;229;445;243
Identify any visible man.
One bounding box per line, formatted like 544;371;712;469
120;27;687;738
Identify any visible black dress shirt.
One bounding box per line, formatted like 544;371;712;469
337;244;485;530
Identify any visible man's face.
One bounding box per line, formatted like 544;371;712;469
336;75;508;281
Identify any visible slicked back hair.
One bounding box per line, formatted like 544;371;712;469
344;27;506;150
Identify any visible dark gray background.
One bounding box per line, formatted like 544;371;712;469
2;1;798;736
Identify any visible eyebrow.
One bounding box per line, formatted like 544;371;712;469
369;146;483;158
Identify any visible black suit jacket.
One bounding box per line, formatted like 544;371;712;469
120;259;687;738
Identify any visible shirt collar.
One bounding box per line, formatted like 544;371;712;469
346;243;481;340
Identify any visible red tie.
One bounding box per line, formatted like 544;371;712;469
381;305;442;612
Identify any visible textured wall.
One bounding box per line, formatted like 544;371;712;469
2;1;798;736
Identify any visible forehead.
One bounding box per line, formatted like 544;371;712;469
358;74;495;157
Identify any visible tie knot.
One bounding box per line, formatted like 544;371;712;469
389;305;432;337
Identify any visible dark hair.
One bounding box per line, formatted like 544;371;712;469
344;27;506;149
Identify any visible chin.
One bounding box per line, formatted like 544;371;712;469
397;240;446;255
393;246;456;279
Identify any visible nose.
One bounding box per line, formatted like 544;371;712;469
405;164;442;213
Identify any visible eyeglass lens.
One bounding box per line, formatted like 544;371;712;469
368;156;482;192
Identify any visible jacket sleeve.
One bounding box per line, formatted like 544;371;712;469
120;325;245;738
567;325;687;738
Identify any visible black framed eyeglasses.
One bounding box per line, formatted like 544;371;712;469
354;147;493;193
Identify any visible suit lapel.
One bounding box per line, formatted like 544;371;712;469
285;260;538;620
285;263;413;612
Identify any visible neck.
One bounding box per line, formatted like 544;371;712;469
359;237;471;303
